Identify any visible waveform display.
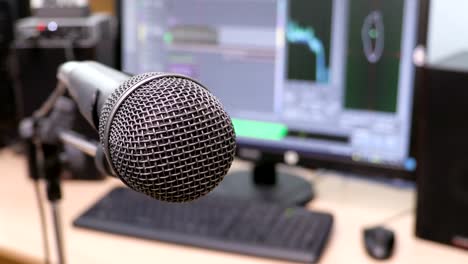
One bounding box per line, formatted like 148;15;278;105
344;0;405;113
361;11;385;63
287;21;329;83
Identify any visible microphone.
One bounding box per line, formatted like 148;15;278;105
57;61;237;203
57;61;130;129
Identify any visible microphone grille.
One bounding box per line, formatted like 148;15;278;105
99;73;236;203
99;72;161;140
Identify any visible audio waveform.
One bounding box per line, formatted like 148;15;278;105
286;21;329;83
361;11;385;63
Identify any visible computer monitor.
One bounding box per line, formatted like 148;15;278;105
121;0;422;205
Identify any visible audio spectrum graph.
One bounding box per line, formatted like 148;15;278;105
285;0;332;84
287;21;329;83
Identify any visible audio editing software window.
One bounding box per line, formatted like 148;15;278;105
123;0;419;171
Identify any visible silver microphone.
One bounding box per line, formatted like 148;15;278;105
58;61;236;202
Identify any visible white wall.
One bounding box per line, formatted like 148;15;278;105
427;0;468;63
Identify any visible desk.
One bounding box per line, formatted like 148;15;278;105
0;150;466;264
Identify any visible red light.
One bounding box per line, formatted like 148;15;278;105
36;23;46;32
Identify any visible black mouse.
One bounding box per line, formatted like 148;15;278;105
363;226;395;260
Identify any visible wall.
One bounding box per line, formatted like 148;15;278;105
427;0;468;64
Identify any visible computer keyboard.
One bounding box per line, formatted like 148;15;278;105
74;187;333;263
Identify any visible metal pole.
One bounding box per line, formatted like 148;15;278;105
51;201;66;264
59;131;98;157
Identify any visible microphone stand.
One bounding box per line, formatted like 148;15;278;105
21;81;109;264
59;131;97;157
20;118;51;264
42;142;66;264
58;131;114;178
40;96;77;264
20;117;66;264
20;83;71;264
41;128;106;264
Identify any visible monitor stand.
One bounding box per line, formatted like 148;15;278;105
214;160;314;206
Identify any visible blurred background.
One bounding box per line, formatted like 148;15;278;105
0;0;468;264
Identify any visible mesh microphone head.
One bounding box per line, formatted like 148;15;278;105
99;73;236;203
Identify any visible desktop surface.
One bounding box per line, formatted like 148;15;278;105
0;149;467;264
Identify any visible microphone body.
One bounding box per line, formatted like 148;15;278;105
56;61;236;203
57;61;130;129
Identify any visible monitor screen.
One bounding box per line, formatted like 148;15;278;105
122;0;420;174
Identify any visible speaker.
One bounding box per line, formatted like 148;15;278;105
415;52;468;250
14;14;116;180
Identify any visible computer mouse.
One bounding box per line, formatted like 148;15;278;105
363;226;395;260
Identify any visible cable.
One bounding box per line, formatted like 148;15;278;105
64;38;76;62
32;134;51;264
33;82;67;119
312;169;328;186
33;181;51;264
51;202;66;264
379;208;414;226
368;207;414;228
